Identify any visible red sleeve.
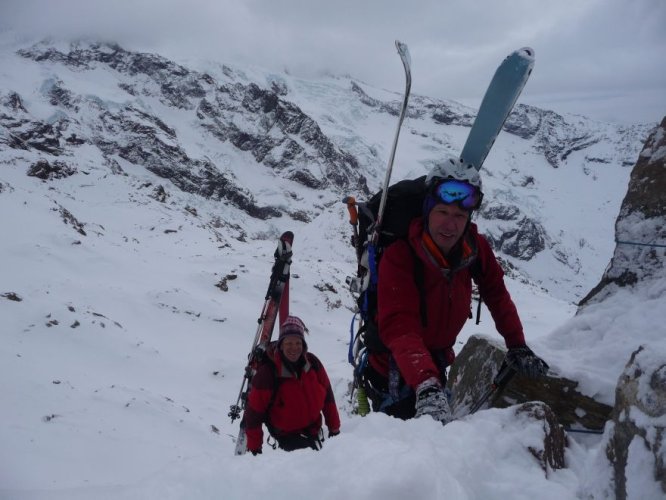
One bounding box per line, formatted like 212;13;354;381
310;354;341;432
474;233;526;348
244;363;275;452
377;240;440;388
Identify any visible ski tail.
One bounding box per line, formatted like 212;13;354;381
460;47;535;171
257;231;294;345
230;231;294;455
278;232;292;326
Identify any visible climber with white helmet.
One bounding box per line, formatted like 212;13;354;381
362;155;549;422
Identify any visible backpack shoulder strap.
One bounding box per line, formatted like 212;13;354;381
470;255;483;282
260;357;280;414
406;244;428;327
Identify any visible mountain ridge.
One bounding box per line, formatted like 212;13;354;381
0;38;654;301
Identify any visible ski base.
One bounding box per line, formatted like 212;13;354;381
460;47;535;171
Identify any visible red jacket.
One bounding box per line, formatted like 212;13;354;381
370;218;526;389
244;347;340;452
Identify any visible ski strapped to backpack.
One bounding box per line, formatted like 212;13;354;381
342;47;535;416
375;39;412;240
461;47;535;172
341;40;412;415
344;178;483;409
229;231;293;456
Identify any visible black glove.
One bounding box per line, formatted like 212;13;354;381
414;378;452;424
506;346;549;379
250;448;262;456
328;429;340;438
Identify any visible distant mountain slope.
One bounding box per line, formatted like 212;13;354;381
0;38;654;301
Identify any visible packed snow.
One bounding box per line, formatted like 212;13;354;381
2;153;664;499
1;37;664;500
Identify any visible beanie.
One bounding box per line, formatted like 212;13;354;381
278;315;308;349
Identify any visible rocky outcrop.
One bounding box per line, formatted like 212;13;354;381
606;346;666;499
449;335;612;431
580;117;666;306
0;92;65;155
448;337;569;474
483;216;547;260
27;159;77;180
507;105;600;168
515;402;568;473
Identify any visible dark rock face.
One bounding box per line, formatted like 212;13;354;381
485;217;546;260
507;105;601;168
0;93;65;154
606;346;666;500
10;41;370;219
480;204;521;221
580;117;666;305
56;205;87;235
27;159;77;180
480;201;547;261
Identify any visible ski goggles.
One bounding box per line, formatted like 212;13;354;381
432;179;483;210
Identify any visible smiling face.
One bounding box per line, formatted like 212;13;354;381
280;335;304;363
427;202;470;255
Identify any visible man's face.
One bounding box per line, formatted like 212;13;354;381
427;203;470;255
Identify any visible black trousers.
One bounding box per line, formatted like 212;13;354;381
363;364;417;420
275;432;322;452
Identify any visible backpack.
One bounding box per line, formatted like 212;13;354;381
345;176;482;381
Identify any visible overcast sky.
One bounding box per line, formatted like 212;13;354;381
2;0;665;124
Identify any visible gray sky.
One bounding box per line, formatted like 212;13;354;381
2;0;665;124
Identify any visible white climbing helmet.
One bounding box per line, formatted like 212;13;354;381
425;155;482;192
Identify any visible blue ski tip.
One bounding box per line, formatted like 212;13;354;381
459;47;536;171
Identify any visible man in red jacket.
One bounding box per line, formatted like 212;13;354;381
245;316;340;454
365;157;548;422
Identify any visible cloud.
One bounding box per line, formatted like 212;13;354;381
1;0;664;123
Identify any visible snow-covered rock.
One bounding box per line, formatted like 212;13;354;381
607;346;666;499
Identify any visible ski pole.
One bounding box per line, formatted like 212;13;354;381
469;361;516;414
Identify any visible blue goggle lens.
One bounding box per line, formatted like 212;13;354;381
434;180;482;209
